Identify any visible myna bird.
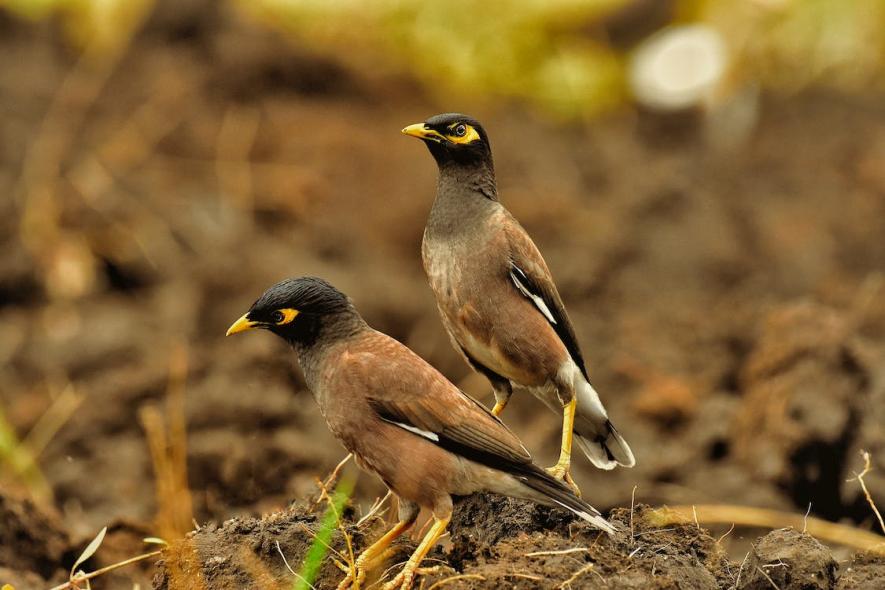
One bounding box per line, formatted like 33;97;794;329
402;114;635;493
227;277;615;590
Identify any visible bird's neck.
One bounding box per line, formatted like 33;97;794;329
427;162;499;237
439;160;497;201
291;316;367;383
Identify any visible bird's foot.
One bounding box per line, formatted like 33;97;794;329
336;550;386;590
382;565;440;590
546;463;582;497
335;566;363;590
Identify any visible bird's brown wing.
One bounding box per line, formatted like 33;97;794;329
503;215;589;380
346;334;532;468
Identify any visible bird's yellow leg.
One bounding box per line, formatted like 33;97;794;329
337;519;412;590
546;398;581;496
490;387;511;417
382;515;450;590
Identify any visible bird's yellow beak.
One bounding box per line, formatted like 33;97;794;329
401;123;445;142
226;313;256;336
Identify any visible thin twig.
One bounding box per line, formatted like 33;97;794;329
558;563;600;589
505;573;543;581
847;450;885;535
276;540;297;576
716;523;736;544
312;454;352;509
754;565;781;590
275;541;318;590
733;551;750;590
47;551;161;590
525;547;589;558
357;490;391;528
629;485;638;543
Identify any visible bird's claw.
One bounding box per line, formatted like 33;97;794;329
336;555;374;590
546;464;582;497
335;569;358;590
382;565;440;590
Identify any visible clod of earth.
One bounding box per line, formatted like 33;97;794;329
150;497;884;589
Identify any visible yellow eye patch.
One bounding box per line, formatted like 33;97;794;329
274;308;299;325
445;123;481;145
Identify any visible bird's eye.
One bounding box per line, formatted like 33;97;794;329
271;311;285;324
453;124;467;137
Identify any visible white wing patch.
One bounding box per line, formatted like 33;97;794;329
391;421;440;442
510;267;557;325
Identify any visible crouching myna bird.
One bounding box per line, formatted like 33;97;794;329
227;277;616;590
403;114;636;493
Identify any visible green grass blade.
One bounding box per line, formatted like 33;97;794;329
295;478;354;590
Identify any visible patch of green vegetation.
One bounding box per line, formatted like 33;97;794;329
297;478;354;590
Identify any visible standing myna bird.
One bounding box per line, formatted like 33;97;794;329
403;114;635;493
227;277;616;590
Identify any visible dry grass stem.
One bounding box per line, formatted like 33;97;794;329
313;453;352;509
525;547;590;558
629;484;638;543
506;573;543;581
847;450;885;535
716;523;736;544
754;565;781;590
558;563;600;589
357;490;391;528
48;550;162;590
733;551;750;590
139;343;194;541
21;383;83;459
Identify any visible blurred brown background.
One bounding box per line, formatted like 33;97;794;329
1;0;884;586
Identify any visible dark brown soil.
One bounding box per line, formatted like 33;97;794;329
149;497;885;589
1;0;884;588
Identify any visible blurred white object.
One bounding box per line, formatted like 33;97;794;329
629;24;728;111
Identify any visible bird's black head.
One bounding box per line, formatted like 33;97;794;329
226;277;362;348
402;113;492;168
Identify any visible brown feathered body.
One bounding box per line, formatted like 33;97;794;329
298;323;611;529
421;138;635;470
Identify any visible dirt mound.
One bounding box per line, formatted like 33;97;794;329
742;528;836;589
0;491;69;584
151;497;884;589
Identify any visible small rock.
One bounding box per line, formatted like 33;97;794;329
739;528;836;590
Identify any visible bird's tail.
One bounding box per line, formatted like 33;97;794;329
575;422;635;470
573;378;636;470
516;466;617;535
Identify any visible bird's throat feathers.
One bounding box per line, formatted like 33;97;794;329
436;160;498;203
